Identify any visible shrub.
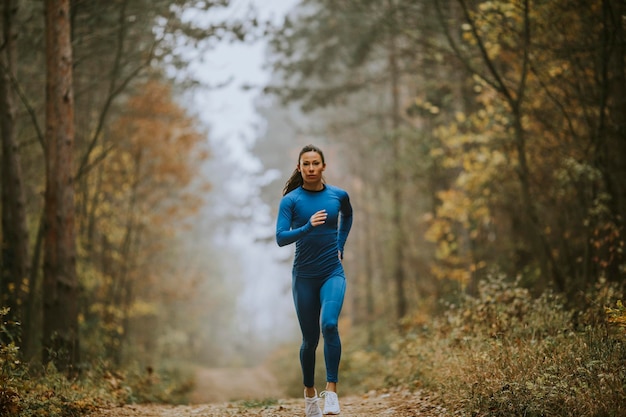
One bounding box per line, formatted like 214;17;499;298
0;308;195;416
342;274;626;416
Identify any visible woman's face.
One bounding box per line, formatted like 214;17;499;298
298;151;325;185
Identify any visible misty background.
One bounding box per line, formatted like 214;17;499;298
176;0;304;365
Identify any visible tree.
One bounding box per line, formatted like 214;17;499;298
263;0;625;328
42;0;79;372
429;0;626;297
267;0;424;322
83;79;210;364
0;0;30;346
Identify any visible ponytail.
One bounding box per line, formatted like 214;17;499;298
282;144;326;196
282;169;303;196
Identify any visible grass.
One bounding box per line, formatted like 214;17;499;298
0;361;196;417
3;274;624;416
336;275;626;416
0;319;196;417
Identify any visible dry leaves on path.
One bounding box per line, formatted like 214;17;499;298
87;389;452;417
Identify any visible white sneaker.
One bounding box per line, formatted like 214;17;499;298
304;389;323;417
320;390;340;415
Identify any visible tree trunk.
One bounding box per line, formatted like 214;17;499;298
364;198;376;346
596;0;626;283
42;0;79;373
0;0;30;346
387;0;407;321
24;209;45;361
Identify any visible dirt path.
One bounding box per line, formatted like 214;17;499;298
188;367;285;404
88;368;451;416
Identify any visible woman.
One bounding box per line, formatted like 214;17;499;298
276;144;353;416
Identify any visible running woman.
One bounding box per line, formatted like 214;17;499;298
276;144;353;416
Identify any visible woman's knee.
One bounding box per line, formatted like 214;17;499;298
301;335;320;350
321;320;338;337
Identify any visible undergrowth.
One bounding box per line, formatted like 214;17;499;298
339;275;626;417
7;273;621;417
0;308;194;417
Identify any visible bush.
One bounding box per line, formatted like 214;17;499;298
340;274;626;416
0;308;195;416
423;276;624;416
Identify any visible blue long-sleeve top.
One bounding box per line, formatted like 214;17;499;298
276;184;353;279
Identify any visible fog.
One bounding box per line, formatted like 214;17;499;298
179;0;301;365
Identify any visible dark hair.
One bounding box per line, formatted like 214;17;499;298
282;144;325;196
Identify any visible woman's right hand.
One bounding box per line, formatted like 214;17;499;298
309;209;327;227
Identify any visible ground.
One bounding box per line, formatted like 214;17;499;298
87;367;452;417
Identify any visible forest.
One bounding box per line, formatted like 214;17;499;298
1;0;624;416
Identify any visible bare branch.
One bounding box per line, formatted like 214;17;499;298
0;61;45;149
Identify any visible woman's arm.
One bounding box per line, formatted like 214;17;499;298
337;194;353;258
276;198;328;247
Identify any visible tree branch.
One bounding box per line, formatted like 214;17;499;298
75;0;161;181
457;0;515;105
0;61;45;150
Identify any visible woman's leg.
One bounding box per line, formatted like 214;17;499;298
292;276;322;389
320;274;346;386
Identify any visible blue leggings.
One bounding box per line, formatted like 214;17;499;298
292;273;346;387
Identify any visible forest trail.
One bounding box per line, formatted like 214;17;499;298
88;367;450;416
188;367;285;404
